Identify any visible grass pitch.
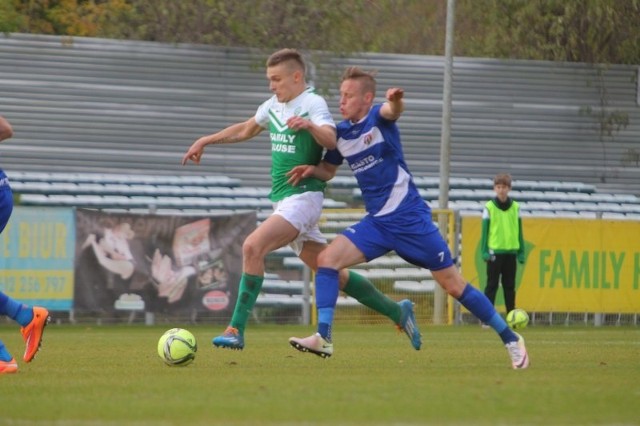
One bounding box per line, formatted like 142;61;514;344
0;323;638;425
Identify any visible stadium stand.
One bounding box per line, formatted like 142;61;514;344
11;171;347;212
346;176;640;219
8;170;640;323
2;34;638;327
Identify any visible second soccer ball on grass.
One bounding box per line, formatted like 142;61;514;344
506;309;529;330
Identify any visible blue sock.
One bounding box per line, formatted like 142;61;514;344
0;340;12;362
457;284;517;344
315;267;339;341
0;292;33;326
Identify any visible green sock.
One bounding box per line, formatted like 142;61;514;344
229;273;264;335
342;270;401;324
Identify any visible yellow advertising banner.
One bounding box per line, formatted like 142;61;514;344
461;217;640;313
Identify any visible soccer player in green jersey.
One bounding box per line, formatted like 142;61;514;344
182;49;421;352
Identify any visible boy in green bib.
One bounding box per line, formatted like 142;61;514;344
481;173;526;315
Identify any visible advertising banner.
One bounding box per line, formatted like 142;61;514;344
74;209;255;319
0;206;75;310
461;217;640;313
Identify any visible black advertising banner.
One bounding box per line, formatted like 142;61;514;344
74;209;256;320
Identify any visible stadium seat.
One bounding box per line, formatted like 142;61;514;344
520;201;554;211
418;188;440;200
393;280;437;293
394;267;432;280
283;257;305;269
18;193;50;205
596;202;624;213
328;176;357;187
255;293;304;308
550;201;577;211
412;176;440;188
261;280;305;295
459;209;482;217
601;212;627;219
322;199;348;208
336;296;359;306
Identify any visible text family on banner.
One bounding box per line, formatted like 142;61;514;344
461;216;640;313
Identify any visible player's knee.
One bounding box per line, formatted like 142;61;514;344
336;269;350;288
242;237;264;263
317;249;336;268
434;270;466;298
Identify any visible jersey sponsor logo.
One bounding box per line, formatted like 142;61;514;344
271;132;297;153
270;133;296;144
272;143;296;153
350;155;383;175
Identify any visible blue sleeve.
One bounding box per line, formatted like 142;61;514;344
372;104;394;125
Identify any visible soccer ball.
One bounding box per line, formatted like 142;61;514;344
506;309;529;330
157;328;197;366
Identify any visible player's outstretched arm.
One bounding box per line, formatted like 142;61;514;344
182;118;263;165
286;161;338;186
0;115;14;142
380;88;405;121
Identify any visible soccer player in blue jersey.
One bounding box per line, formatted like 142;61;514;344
0;115;50;374
182;50;420;352
287;67;529;369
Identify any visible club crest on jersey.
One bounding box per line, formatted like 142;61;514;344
363;133;373;145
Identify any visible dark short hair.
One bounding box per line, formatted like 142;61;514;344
266;48;306;74
341;66;377;95
494;173;512;187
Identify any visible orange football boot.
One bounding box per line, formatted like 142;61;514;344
20;306;50;362
0;357;18;374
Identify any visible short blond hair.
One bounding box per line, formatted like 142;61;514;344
342;66;377;95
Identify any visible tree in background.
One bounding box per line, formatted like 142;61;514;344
460;0;640;65
1;0;638;64
1;0;131;35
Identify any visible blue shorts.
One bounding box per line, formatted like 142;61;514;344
0;170;13;234
341;204;454;271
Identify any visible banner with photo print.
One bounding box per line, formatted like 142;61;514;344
74;209;256;319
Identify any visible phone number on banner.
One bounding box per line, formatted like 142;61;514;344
0;270;73;296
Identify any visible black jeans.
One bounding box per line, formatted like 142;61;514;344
484;253;517;314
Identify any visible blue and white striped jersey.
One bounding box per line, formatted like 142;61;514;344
324;104;425;217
